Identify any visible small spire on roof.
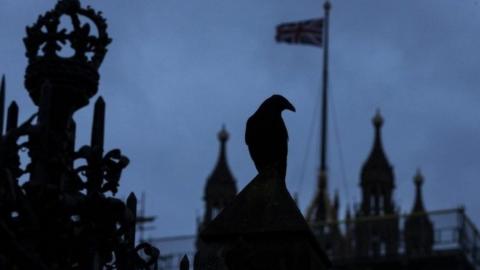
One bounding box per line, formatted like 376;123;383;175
412;168;426;213
218;124;229;142
372;109;384;128
362;109;391;174
203;125;237;222
414;168;424;186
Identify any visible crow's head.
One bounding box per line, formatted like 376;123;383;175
259;94;296;113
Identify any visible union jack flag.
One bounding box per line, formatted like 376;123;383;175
275;18;324;47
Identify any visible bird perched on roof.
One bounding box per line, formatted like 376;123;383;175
245;95;295;179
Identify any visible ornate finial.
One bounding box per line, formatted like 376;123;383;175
324;1;331;11
372;109;384;128
55;0;81;11
24;0;111;67
218;124;229;142
24;0;112;109
412;168;426;213
414;168;424;186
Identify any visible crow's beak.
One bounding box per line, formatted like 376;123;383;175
286;101;296;112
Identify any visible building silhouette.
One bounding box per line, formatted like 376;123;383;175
153;112;480;270
307;111;479;270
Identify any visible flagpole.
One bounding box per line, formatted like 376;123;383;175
320;1;331;178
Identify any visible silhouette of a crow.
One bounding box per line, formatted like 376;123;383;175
245;95;295;178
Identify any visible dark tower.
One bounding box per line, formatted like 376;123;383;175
404;169;434;256
196;126;237;250
355;110;399;257
202;126;237;224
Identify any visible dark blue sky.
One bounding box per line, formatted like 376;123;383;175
1;0;480;238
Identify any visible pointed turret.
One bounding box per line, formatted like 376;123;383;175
361;110;393;185
404;169;434;256
412;168;426;213
197;126;238;253
355;110;399;257
359;110;395;216
203;125;237;224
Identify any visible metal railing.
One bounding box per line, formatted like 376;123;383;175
149;208;480;270
310;208;480;267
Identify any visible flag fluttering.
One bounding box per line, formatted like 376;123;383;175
275;18;324;47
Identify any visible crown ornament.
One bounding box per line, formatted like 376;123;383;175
24;0;112;110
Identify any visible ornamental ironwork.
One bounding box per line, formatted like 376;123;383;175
0;1;158;269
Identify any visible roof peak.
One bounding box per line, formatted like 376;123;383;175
359;111;396;215
362;110;392;174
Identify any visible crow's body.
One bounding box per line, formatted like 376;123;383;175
245;95;295;178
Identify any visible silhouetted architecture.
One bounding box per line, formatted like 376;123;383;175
0;1;158;269
309;111;480;270
404;169;434;257
354;110;399;258
195;96;330;270
152;110;480;270
196;126;237;254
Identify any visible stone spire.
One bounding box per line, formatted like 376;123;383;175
362;109;392;176
412;168;426;213
360;109;395;216
355;110;399;257
196;126;238;253
404;169;434;255
203;125;237;224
